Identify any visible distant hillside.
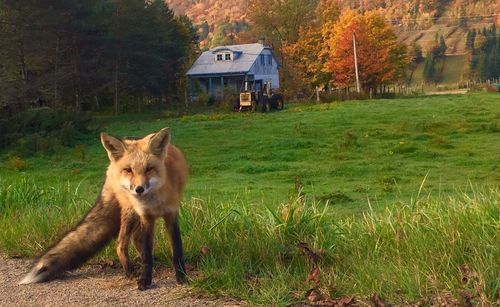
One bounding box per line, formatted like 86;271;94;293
166;0;248;48
408;54;469;86
167;0;247;24
166;0;498;53
394;19;496;55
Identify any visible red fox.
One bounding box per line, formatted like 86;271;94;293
19;128;188;290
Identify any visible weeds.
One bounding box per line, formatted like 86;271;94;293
1;178;498;305
4;156;28;171
315;191;353;203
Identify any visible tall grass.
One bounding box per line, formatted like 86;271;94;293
0;178;91;255
1;178;498;305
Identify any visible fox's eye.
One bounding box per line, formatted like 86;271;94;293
146;166;154;173
123;167;132;173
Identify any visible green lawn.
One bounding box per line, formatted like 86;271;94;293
2;93;498;213
1;93;499;304
440;54;467;84
408;60;425;85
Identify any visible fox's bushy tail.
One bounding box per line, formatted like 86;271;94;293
19;197;121;284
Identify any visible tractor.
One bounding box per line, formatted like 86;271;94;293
234;80;284;112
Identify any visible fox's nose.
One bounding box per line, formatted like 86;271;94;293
135;186;145;194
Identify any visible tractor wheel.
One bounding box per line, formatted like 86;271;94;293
232;98;240;112
271;94;285;110
277;98;284;110
261;96;270;113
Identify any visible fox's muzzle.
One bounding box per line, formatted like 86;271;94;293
135;186;145;194
131;182;149;195
130;179;159;196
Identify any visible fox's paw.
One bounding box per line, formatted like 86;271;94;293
125;270;135;280
175;271;187;284
137;278;152;291
125;264;139;279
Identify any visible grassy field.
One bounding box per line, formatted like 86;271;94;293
409;54;468;87
440;54;467;84
0;93;499;304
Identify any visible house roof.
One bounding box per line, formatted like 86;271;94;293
186;43;270;76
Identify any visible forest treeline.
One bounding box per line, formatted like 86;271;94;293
167;0;498;48
0;0;198;115
0;0;498;118
467;26;499;80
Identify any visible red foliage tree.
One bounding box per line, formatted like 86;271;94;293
329;11;407;92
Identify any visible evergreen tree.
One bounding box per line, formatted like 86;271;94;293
0;0;194;114
465;30;476;51
409;42;423;64
198;21;209;41
423;56;436;83
438;35;447;57
469;25;499;80
459;16;467;28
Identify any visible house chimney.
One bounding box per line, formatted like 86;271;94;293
258;37;266;46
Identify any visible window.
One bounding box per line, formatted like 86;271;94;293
216;52;232;61
268;55;272;66
260;54;265;65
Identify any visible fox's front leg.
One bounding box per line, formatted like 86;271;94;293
117;210;139;279
164;213;186;283
133;217;156;290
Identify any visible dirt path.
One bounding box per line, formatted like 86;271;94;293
0;255;242;307
426;89;468;95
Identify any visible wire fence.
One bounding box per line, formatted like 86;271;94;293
308;78;500;102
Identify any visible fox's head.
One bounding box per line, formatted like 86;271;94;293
100;128;171;197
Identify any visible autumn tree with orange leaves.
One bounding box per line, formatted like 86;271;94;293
247;2;407;95
281;0;340;92
329;11;407;93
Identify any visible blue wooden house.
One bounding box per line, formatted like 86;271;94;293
186;43;280;99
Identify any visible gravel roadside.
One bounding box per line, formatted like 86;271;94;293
0;255;242;307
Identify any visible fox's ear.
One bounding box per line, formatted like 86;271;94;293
101;132;126;161
149;127;171;156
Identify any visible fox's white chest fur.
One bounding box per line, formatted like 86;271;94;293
103;183;177;218
125;191;177;218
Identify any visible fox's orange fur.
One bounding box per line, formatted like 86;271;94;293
20;128;188;290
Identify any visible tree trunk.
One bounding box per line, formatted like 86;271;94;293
114;58;120;115
75;88;79;110
18;42;27;84
73;36;81;112
54;34;60;107
17;41;28;108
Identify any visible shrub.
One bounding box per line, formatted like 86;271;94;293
73;144;86;161
59;122;76;146
0;107;91;156
196;92;212;107
218;86;239;110
5;156;27;171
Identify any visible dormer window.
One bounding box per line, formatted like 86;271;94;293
215;52;232;61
